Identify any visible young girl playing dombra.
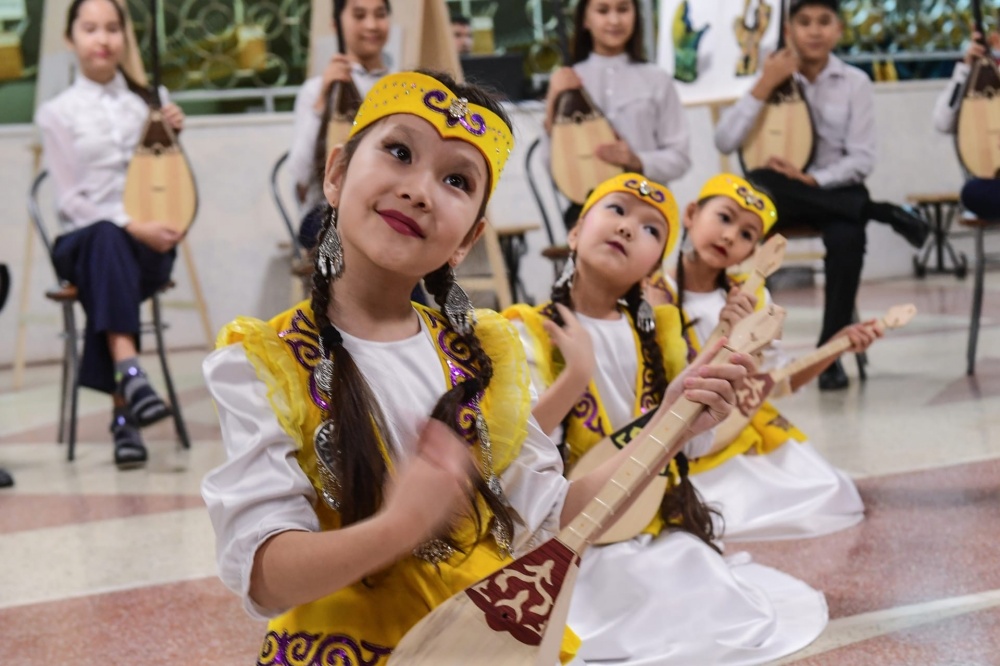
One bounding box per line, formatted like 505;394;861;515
648;173;876;542
504;174;827;665
201;72;749;665
35;0;186;468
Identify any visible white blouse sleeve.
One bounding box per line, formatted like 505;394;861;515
287;77;323;194
933;62;970;135
35;103;110;226
634;71;692;184
501;406;569;557
201;344;320;620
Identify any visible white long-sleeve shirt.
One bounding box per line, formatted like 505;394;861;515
546;52;691;184
201;313;568;619
932;62;971;135
34;71;167;231
714;55;876;189
287;63;389;213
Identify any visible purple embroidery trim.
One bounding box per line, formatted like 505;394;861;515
423;90;487;136
425;309;481;443
278;309;329;410
624;178;667;203
258;630;392;666
572;391;605;435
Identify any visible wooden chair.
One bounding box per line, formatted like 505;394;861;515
959;217;1000;375
769;223;868;380
28;171;191;461
906;192;968;278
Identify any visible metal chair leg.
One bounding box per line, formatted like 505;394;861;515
967;226;986;376
65;303;80;462
57;304;72;445
151;294;191;449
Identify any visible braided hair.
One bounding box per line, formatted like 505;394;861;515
308;71;514;551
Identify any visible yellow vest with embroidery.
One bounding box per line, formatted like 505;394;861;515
504;302;688;537
650;273;807;474
217;301;579;665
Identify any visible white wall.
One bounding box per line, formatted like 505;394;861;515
0;79;972;369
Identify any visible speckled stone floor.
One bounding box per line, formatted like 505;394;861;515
2;272;999;665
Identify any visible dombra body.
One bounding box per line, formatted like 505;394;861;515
550;87;623;205
956;0;1000;179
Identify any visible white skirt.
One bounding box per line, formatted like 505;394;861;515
566;531;828;665
693;440;865;542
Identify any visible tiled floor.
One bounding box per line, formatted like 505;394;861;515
2;273;999;664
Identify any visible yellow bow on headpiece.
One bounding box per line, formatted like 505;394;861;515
349;71;514;196
579;173;681;259
698;173;778;235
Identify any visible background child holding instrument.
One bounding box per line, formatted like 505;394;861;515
544;0;691;224
35;0;186;469
714;0;927;391
201;72;750;665
933;26;1000;219
288;0;392;249
505;173;826;665
648;173;876;541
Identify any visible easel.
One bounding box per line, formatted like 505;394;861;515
13;0;213;389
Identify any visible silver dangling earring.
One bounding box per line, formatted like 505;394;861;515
554;251;576;290
443;269;477;335
636;296;655;333
316;207;344;280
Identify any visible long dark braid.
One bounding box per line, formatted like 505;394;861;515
623;282;723;552
309;70;515;550
424;264;515;544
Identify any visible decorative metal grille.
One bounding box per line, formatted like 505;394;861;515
126;0;311;91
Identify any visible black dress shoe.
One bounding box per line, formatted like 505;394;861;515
111;409;148;469
867;202;931;249
819;359;849;391
0;467;13;488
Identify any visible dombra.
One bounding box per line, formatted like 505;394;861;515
123;0;198;235
956;0;1000;179
386;305;786;665
550;86;623;205
737;0;816;174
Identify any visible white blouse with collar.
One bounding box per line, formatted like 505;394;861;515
35;71;165;231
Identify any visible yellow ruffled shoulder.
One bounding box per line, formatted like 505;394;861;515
654;303;688;382
216;304;314;451
502;303;559;389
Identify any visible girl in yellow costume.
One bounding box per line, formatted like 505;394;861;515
201;72;748;665
647;173;878;542
505;174;827;665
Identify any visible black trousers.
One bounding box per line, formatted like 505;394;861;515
747;170;869;345
52;221;176;394
961;178;1000;220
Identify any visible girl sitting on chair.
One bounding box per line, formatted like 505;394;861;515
35;0;185;468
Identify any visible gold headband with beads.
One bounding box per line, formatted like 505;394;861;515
579;173;681;259
349;71;514;196
698;174;778;235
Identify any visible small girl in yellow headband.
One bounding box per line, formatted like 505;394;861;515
505;173;827;664
200;73;747;664
648;173;878;542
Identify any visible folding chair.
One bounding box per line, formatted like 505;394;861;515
27;171;191;461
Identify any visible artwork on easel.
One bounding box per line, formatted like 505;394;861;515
734;0;773;77
658;0;780;106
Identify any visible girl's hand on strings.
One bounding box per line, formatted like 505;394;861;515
383;419;476;550
832;320;882;354
125;221;183;254
315;55;355;113
661;337;754;438
595;140;641;171
161;103;185;132
542;303;595;386
719;287;758;331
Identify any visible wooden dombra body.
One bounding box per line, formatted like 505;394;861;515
550;88;623;205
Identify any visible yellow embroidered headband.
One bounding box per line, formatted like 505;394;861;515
698;173;778;235
579;173;681;259
349;71;514;196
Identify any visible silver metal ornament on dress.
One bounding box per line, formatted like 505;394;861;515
313;420;342;510
637;296;656;333
476;406;512;557
316;207;344;280
443;274;477;336
413;538;456;565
